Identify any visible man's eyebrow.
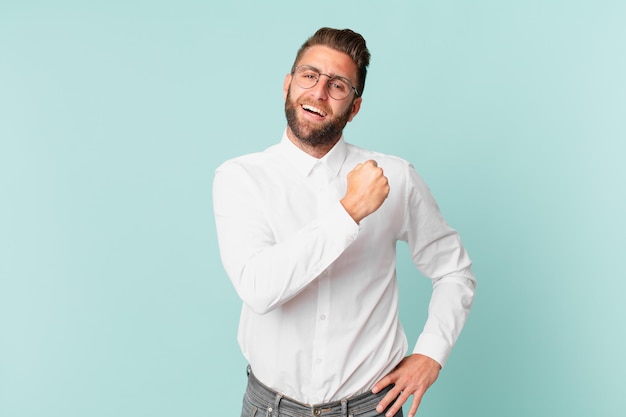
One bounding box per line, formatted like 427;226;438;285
300;64;351;81
298;64;321;73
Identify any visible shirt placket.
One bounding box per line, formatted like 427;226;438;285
309;163;333;392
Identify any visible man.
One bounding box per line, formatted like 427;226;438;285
213;27;476;417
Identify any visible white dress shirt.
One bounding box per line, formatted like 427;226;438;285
213;131;476;404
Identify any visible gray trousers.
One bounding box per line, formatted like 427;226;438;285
241;366;403;417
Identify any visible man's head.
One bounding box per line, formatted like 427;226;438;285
291;27;370;97
283;28;371;152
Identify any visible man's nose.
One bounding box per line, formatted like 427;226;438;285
310;76;330;99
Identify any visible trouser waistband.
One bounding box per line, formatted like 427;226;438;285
243;365;401;417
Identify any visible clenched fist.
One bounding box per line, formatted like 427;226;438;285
340;160;390;224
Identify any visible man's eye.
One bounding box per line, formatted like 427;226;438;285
302;72;318;80
329;80;348;92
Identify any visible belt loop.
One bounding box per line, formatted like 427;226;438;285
267;392;282;417
341;399;347;417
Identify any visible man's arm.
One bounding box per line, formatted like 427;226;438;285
373;163;476;417
373;269;475;417
213;159;389;314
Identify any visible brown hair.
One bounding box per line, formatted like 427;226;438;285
291;27;371;97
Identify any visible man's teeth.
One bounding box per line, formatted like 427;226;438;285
302;104;327;117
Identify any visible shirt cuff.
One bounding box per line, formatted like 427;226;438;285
330;201;360;245
412;333;452;368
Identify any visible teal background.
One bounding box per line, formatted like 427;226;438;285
1;0;625;416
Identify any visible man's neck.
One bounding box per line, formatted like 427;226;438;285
285;128;340;159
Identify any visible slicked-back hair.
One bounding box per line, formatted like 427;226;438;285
291;27;371;97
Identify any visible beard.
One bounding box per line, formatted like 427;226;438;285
284;89;353;148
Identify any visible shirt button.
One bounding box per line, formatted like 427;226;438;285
320;314;326;320
315;358;322;364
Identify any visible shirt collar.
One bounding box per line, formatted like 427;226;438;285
278;130;347;178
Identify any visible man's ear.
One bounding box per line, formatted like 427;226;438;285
283;74;292;100
347;97;363;122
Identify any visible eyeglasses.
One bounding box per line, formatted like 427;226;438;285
292;65;359;100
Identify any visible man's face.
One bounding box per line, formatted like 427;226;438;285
283;45;362;147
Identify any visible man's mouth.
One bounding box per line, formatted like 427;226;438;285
301;104;328;118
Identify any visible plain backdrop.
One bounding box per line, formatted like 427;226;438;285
1;1;625;416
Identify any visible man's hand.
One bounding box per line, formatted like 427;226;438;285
372;354;441;417
340;160;390;224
